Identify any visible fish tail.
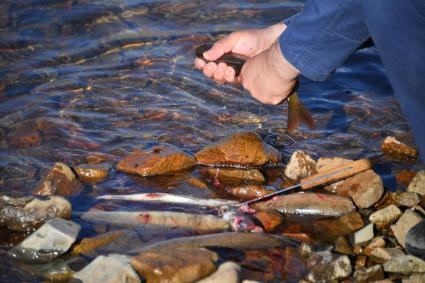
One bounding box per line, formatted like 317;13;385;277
287;91;315;133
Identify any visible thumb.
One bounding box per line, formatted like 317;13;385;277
204;32;241;61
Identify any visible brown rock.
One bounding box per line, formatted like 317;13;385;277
195;131;281;167
6;125;42;148
364;236;386;256
381;136;418;161
355;255;368;270
316;157;352;173
33;162;82;196
116;145;196;177
253;210;284;232
312;212;364;237
184;177;209;190
224;185;275;201
334;236;353;255
131;248;217;283
284;150;316;180
396;170;417;187
71;230;124;255
74;163;110;183
204;168;265;186
353;265;385;283
327;170;384;208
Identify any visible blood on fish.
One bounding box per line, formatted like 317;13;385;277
138;213;151;224
315;193;327;201
145;193;160;198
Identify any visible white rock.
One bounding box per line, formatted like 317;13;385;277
316;157;352;173
306;254;352;282
391;210;423;248
369;205;402;227
350;223;374;246
73;254;140;283
284;151;316;180
197;261;240;283
407;171;425;196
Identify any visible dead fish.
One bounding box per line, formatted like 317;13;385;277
80;210;230;233
253;193;355;218
222;209;263;232
97;192;238;208
196;43;316;133
130;231;299;255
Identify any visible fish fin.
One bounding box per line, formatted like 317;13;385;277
287;91;315;133
287;97;300;134
297;99;316;130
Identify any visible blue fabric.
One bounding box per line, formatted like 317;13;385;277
280;0;425;159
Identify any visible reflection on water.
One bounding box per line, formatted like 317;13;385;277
0;0;422;281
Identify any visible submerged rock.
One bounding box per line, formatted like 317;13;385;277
74;163;110;183
116;144;196;176
204;168;265;185
284;150;316;180
33;162;82;196
8;218;80;262
0;195;72;232
224;185;275;201
131;248;217;283
405;220;425;260
197;261;241;283
73;254;140;283
407;171;425;196
253;193;356;218
381;136;418;161
391;210;423;248
195;131;281;167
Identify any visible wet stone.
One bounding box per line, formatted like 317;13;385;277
224;185;275;201
312;211;364;237
383;255;425;274
403;273;425;283
284;150;316;180
391;210;423;248
364;236;386;256
334;236;353;255
8;218;80;262
381;136;418;161
197;261;241;283
397;192;421;208
350;223;374;246
71;230;124;255
116;144;196;177
369;205;402;229
396;170;417;187
316;157;353;173
305;251;352;282
369;247;405;264
407;171;425;196
405;220;425;260
131;248;217;283
204;168;265;186
353;264;385;283
74;163;110;184
73;254;140;283
253;210;284;232
34;162;82;196
195;131;281;167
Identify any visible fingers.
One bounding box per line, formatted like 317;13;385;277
203;32;240;61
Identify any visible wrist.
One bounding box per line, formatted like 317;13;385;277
268;41;299;82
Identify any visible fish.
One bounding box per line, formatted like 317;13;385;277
129;231;299;255
221;209;263;232
196;43;316;133
97;192;238;208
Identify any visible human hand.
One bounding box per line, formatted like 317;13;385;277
194;23;286;84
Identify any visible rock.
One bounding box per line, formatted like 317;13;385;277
195;131;281;167
355;254;367;270
369;248;405;264
369;205;402;229
204;168;265;186
0;195;72;232
396;170;417;187
383;255;425;274
327;169;384;208
71;230;125;255
405;220;425;260
403;273;425;283
224;185;275;201
73;254;140;283
334;236;353;255
131;248;217;283
353;264;385;283
197;261;240;283
407;171;425;196
284;150;316;180
381;136;418;161
305;252;352;282
253;193;356;218
364;236;386;256
316;157;352;173
253;210;284;232
33;162;82;196
312;212;364;237
398;192;421;207
74;163;110;183
8;218;80;262
391;210;423;248
350;223;374;246
116;144;196;176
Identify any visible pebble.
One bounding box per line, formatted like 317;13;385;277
316;157;353;173
383;255;425;274
334;236;353;255
284;150;316;180
305;252;352;282
73;254;140;283
405;220;425;260
391;210;423;248
407;171;425;196
397;192;421;207
381;136;418;161
204;168;265;186
253;210;284;232
74;163;110;183
369;248;405;264
369;205;402;228
8;218;80;262
197;261;240;283
350;223;374;246
364;236;386;256
353;264;385;283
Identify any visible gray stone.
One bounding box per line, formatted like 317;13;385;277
73;254;140;283
398;192;421;207
391;210;423;248
8;218;80;262
402;273;425;283
284;150;316;180
383;255;425;274
369;205;401;228
407;171;425;196
350;223;374;246
306;253;352;282
405;220;425;260
197;261;240;283
353;264;384;283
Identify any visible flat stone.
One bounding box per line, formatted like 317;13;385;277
34;162;82;196
204;168;265;186
407;171;425;196
381;136;418;161
74;163;110;184
71;230;125;255
398;192;421;207
369;248;405;264
391;210;423;248
350;223;374;246
197;261;240;283
195;131;281;167
353;264;385;283
369;205;402;229
316;157;353;173
224;185;275;201
284;150;316;180
383;255;425;274
253;210;284;232
334;236;353;255
405;220;425;260
364;236;386;256
312;212;364;237
131;248;217;283
73;254;140;283
116;144;196;176
8;218;80;262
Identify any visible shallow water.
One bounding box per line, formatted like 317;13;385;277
0;0;423;282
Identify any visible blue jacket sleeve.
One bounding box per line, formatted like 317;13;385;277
279;0;370;81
